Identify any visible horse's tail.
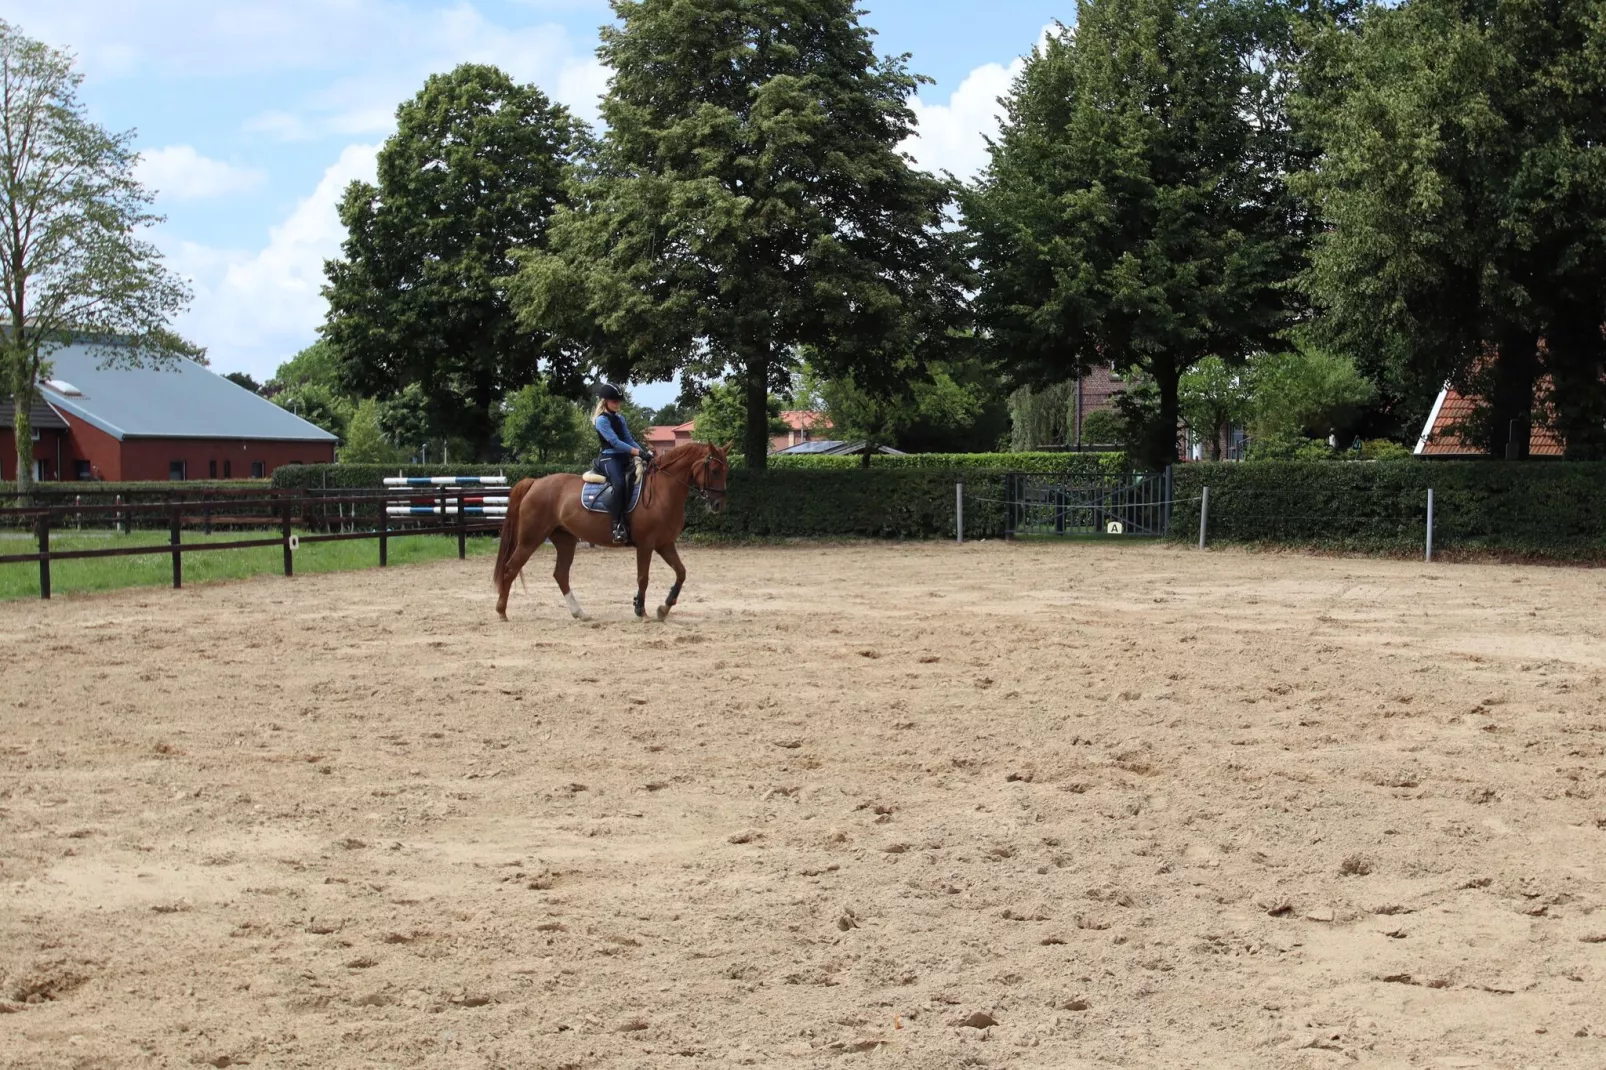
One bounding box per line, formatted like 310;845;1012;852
493;477;534;590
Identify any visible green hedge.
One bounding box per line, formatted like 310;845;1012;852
682;468;1006;539
5;480;270;498
765;451;1125;475
1171;461;1606;557
270;463;581;490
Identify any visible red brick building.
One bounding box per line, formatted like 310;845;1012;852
1;343;336;483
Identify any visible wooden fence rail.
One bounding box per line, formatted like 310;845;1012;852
0;489;501;600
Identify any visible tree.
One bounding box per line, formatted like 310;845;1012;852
1248;347;1376;441
692;381;785;452
502;379;587;462
266;340;343;395
1;21;192;497
964;4;1305;470
1295;0;1606;458
649;401;691;427
340;398;407;464
323;63;588;460
376;383;433;459
800;359;997;461
512;0;970;469
272;383;351;442
223;371;262;394
1179;358;1252;461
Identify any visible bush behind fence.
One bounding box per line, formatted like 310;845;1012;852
1171;461;1606;557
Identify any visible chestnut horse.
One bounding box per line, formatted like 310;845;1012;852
493;442;730;621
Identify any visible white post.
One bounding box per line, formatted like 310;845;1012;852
1198;486;1210;551
956;482;964;544
1426;488;1434;562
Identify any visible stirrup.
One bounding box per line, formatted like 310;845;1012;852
611;522;630;545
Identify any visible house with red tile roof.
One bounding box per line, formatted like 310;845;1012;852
1414;380;1565;458
643;421;695;452
772;410;830;453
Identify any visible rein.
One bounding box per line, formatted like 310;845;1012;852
642;448;724;509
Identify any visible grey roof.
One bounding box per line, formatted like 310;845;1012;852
773;439;907;456
0;396;69;431
36;343;337;443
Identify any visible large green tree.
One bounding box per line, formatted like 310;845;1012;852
512;0;969;468
501;378;587;462
1296;0;1606;458
323;63;587;460
964;3;1306;470
1;21;193;497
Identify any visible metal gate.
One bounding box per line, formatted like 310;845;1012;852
1004;468;1173;538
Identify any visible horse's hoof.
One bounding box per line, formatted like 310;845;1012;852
655;604;670;621
497;610;508;622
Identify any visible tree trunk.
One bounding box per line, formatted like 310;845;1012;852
741;352;770;470
13;393;35;502
1209;421;1223;462
1484;329;1541;459
1545;304;1606;460
1140;362;1181;471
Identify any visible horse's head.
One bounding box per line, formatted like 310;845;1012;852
694;442;731;513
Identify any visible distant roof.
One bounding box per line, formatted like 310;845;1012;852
779;409;831;431
37;343;337;443
0;396;69;431
1415;383;1564;458
772;439;906;455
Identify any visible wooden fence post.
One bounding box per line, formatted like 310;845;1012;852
37;512;51;600
457;490;468;560
282;495;294;577
170;504;183;589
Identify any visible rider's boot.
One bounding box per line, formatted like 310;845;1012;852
611;515;629;545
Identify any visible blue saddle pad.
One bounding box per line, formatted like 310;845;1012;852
580;479;642;514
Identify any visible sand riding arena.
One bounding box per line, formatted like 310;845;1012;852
4;541;1606;1068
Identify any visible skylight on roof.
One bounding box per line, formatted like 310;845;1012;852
44;379;82;396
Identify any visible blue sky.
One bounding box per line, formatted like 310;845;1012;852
10;0;1066;408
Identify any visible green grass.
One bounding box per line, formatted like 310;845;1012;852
0;529;499;601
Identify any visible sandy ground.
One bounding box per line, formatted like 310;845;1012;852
3;542;1606;1069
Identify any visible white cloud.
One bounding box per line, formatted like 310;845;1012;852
12;0;608;133
135;145;266;201
902;60;1022;181
901;23;1063;182
164;144;379;380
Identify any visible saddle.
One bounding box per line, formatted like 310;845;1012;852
579;455;646;514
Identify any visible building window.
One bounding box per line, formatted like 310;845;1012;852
169;460;187;481
34;459;48;481
223;459;232;478
75;460;91;481
209;459;218;479
251;461;266;478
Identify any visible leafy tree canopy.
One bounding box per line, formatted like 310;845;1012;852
223;371;262;394
1;20;193;497
502;378;588;462
964;1;1306;470
323;62;588;460
511;0;970;468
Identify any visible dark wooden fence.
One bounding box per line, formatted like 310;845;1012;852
0;487;502;600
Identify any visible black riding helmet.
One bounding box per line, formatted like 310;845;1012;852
592;382;624;402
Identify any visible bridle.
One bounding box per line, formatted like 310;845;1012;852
643;447;727;509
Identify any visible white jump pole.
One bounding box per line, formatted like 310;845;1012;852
1426;488;1434;563
956;482;964;544
1198;486;1210;551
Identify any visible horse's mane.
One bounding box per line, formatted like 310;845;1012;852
652;441;713;472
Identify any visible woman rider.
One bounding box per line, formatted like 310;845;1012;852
593;384;644;544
